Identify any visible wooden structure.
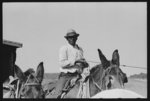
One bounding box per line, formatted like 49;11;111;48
2;39;22;82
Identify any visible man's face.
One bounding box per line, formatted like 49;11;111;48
67;36;78;46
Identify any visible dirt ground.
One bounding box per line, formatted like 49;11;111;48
124;78;147;97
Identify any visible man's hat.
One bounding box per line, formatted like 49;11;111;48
64;29;79;38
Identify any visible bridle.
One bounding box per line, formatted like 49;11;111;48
91;65;124;92
24;74;41;86
19;74;44;98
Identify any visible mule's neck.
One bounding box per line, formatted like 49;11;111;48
89;64;106;97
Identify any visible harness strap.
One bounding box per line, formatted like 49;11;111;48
25;83;40;86
24;74;40;86
76;79;90;98
92;77;103;91
15;80;20;98
19;74;42;98
82;79;90;98
76;82;82;98
91;66;112;91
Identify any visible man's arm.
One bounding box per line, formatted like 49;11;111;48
62;64;80;69
75;46;89;67
59;46;71;68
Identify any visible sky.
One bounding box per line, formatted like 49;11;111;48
3;2;147;77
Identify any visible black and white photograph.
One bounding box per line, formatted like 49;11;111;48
2;2;147;98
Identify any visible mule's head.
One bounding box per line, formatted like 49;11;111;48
97;49;128;90
15;62;44;98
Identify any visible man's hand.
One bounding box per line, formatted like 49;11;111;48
72;65;82;74
75;59;86;64
80;68;90;82
76;68;83;74
82;68;90;76
75;59;89;68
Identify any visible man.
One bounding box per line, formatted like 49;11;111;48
51;29;89;98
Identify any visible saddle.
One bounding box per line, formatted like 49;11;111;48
62;74;81;92
58;73;90;98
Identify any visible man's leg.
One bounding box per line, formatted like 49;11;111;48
51;75;69;98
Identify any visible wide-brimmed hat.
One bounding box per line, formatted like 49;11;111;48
64;29;79;38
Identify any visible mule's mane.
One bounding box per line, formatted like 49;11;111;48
90;64;102;75
24;68;35;77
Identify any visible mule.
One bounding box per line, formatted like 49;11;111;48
45;49;128;98
17;62;45;98
3;65;35;98
3;62;45;98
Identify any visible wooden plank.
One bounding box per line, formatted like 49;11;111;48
3;39;22;48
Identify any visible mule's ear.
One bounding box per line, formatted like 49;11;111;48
98;49;110;69
14;65;26;82
35;62;44;83
111;49;120;66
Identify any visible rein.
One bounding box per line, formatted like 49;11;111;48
15;80;20;98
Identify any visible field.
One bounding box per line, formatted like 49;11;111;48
124;78;147;97
42;73;147;98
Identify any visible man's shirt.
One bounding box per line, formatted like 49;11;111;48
59;43;84;73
